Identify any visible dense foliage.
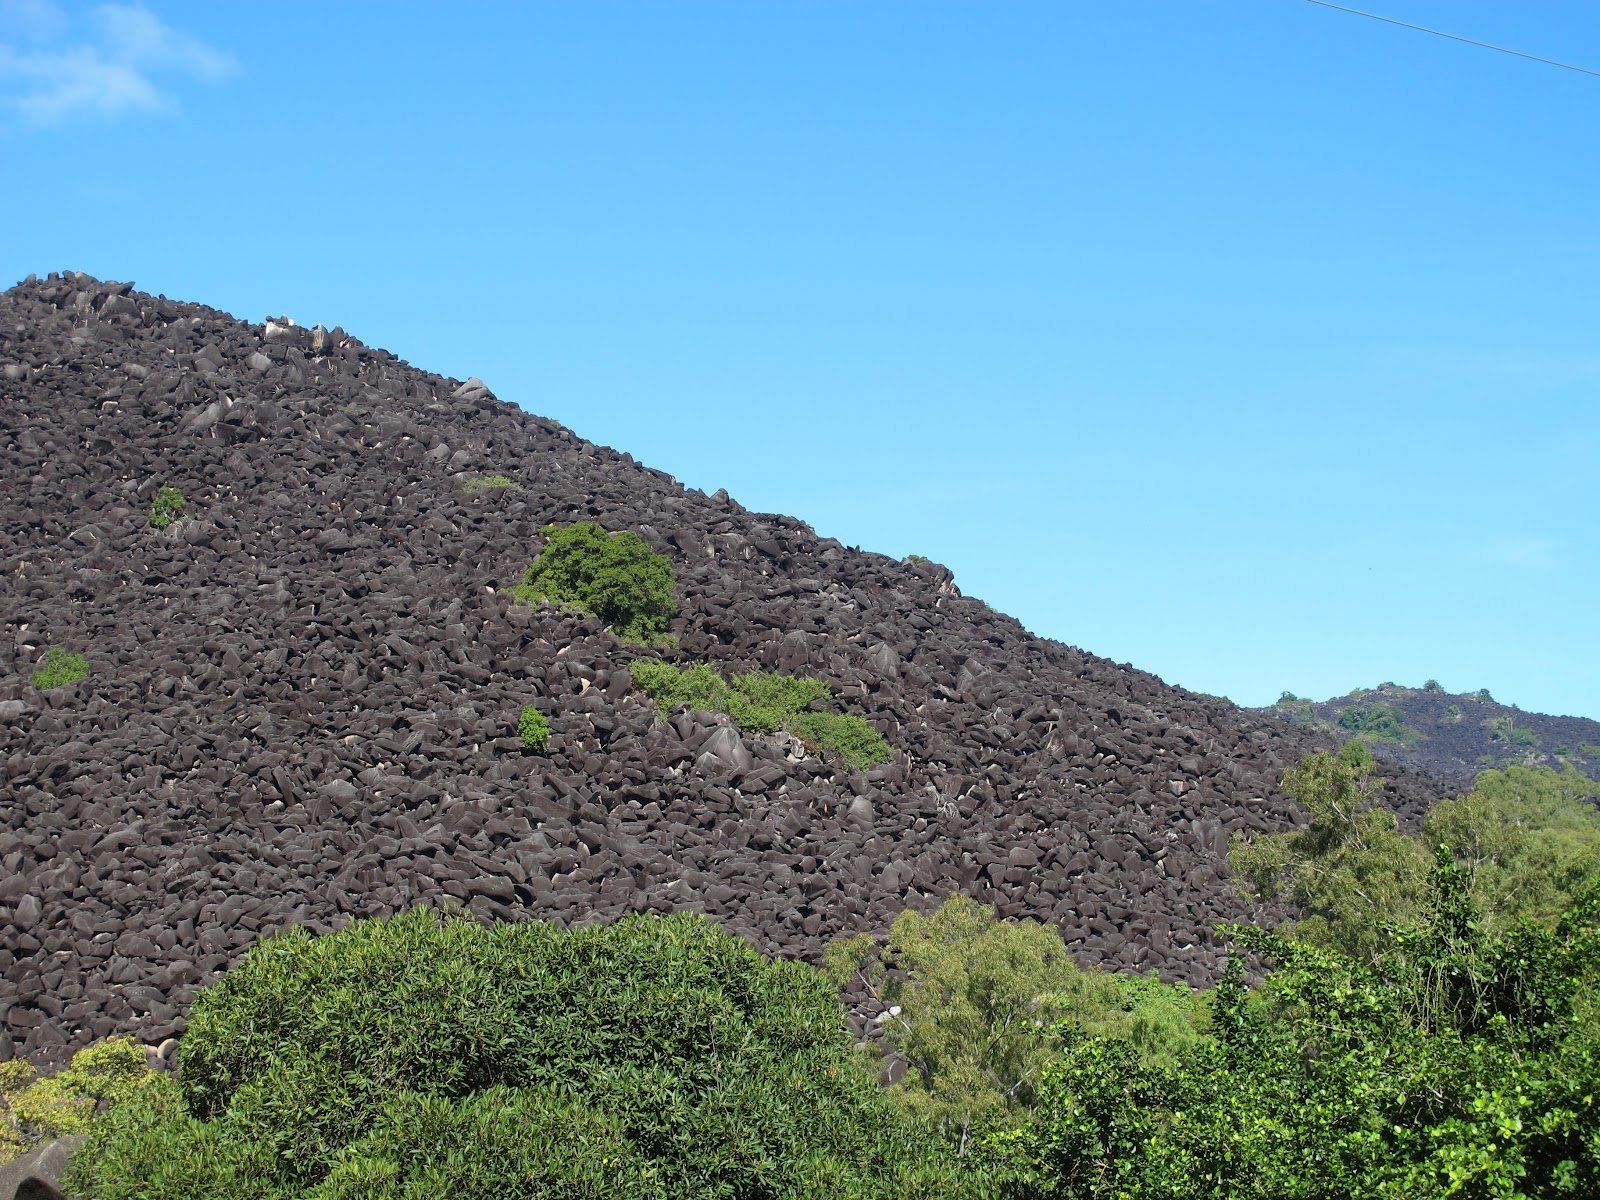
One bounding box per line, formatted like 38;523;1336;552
632;659;892;770
513;522;678;642
1233;749;1600;964
65;909;972;1200
1230;742;1432;963
1336;699;1420;745
1422;763;1600;930
827;896;1207;1156
985;852;1600;1199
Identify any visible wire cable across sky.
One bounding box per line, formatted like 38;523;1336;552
1305;0;1600;78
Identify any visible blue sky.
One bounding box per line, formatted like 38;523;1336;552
3;1;1596;719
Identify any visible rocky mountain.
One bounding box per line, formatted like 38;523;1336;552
0;272;1448;1066
1261;684;1600;792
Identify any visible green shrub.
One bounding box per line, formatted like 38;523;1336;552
148;486;186;529
1;1038;157;1166
33;646;89;690
66;909;973;1200
633;660;891;770
1484;713;1540;748
462;474;522;495
1422;678;1444;693
1271;694;1318;726
513;522;677;643
1336;699;1420;745
991;857;1600;1199
827;896;1207;1157
516;705;549;752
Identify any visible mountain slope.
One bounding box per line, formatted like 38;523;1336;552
0;272;1445;1063
1262;684;1600;790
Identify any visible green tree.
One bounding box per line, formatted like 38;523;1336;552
827;897;1205;1157
514;522;678;642
1231;742;1432;964
1422;764;1600;931
990;855;1600;1199
67;909;974;1200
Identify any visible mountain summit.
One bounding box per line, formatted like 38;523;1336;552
0;272;1444;1063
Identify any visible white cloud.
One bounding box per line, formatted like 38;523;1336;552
0;3;236;128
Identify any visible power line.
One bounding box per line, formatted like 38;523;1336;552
1305;0;1600;78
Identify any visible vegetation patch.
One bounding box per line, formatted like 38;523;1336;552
632;659;891;770
1;1038;157;1166
64;909;966;1200
32;646;89;690
461;473;522;494
513;521;677;643
147;485;186;529
1335;699;1421;745
826;895;1206;1155
516;704;549;752
1270;692;1320;727
1484;713;1540;749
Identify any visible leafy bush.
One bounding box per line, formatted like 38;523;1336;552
1484;713;1540;748
513;522;677;643
65;909;972;1200
1;1038;157;1165
987;855;1600;1199
1336;699;1420;745
827;897;1206;1157
148;485;186;529
33;646;89;689
516;704;549;752
1271;693;1319;726
1422;764;1600;931
633;660;891;770
1422;678;1444;693
1230;744;1432;963
462;474;522;494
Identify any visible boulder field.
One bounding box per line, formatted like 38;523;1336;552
0;272;1444;1064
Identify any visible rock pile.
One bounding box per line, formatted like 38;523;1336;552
0;272;1445;1064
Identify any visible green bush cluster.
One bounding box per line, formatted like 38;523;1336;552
516;704;549;752
826;896;1206;1156
514;522;677;643
631;659;891;770
462;474;522;495
1270;693;1319;727
986;857;1600;1199
1;1039;157;1166
33;646;89;690
65;909;971;1200
1336;699;1421;745
1484;713;1540;748
148;485;186;529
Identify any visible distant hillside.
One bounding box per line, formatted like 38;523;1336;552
1258;683;1600;791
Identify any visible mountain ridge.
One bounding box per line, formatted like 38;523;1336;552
1260;683;1600;792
